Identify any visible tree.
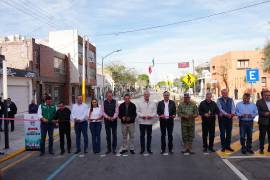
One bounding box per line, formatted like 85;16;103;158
105;64;137;94
263;41;270;72
220;65;229;92
156;81;167;88
137;74;150;88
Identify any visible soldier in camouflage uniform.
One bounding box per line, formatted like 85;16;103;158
178;93;198;155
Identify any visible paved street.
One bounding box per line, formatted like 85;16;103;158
0;92;270;180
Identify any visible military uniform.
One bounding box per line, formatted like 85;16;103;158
178;102;198;150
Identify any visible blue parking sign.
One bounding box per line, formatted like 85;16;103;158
246;69;259;83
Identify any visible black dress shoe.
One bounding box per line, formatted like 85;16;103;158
140;150;145;154
113;150;117;154
208;148;216;152
259;149;264;154
203;148;207;153
49;152;55;155
247;149;254;154
60;151;65;155
160;151;165;155
226;147;235;152
169;151;174;154
120;150;128;155
74;150;81;154
105;150;111;154
268;146;270;152
147;150;153;154
241;149;247;154
130;150;135;154
84;151;88;154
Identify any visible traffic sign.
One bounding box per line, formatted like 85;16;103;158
182;73;196;86
246;69;259;83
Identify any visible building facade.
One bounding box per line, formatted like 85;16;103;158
210;50;270;100
0;35;38;113
39;44;70;105
48;30;97;103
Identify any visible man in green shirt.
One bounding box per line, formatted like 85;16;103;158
178;93;198;155
38;96;57;156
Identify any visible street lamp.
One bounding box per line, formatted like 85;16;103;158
101;49;122;102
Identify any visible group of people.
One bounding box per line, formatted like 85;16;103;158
37;88;270;156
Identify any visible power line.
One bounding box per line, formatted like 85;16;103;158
0;0;57;29
98;0;270;36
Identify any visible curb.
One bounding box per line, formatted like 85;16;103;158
0;124;75;165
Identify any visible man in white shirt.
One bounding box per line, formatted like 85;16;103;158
71;95;89;154
137;90;157;154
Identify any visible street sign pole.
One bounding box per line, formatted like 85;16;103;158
0;55;9;149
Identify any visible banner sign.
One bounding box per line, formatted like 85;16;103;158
24;114;41;151
178;62;189;68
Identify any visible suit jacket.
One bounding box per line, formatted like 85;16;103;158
7;102;17;118
256;99;270;126
118;102;137;124
157;100;176;120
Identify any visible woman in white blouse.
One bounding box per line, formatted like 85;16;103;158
88;99;103;154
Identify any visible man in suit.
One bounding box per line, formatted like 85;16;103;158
256;90;270;154
157;91;176;154
0;97;4;131
6;98;17;132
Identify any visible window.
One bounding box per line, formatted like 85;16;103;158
237;59;249;69
261;77;267;87
54;57;66;74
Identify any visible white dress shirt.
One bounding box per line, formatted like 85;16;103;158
137;100;157;125
88;107;103;122
71;103;89;122
266;101;270;111
164;101;169;119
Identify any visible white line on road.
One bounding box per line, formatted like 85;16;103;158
222;159;248;180
225;155;270;159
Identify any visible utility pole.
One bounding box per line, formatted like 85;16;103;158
82;36;86;103
0;54;9;149
192;59;196;95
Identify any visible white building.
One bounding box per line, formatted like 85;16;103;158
49;30;96;103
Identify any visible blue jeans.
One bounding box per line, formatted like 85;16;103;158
218;117;232;149
40;123;54;153
90;122;102;153
239;121;253;150
75;121;88;152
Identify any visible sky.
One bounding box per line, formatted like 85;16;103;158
0;0;270;83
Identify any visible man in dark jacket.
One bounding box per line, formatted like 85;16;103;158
199;92;219;153
55;102;72;155
157;91;176;154
0;97;4;131
28;99;38;114
118;94;137;155
256;90;270;154
6;98;17;132
103;90;119;154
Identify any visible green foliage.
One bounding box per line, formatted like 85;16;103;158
137;74;150;88
263;42;270;72
105;64;137;88
156;81;167;88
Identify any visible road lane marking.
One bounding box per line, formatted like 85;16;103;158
216;130;260;158
46;154;76;180
222;159;248;180
225;155;270;159
0;153;34;173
